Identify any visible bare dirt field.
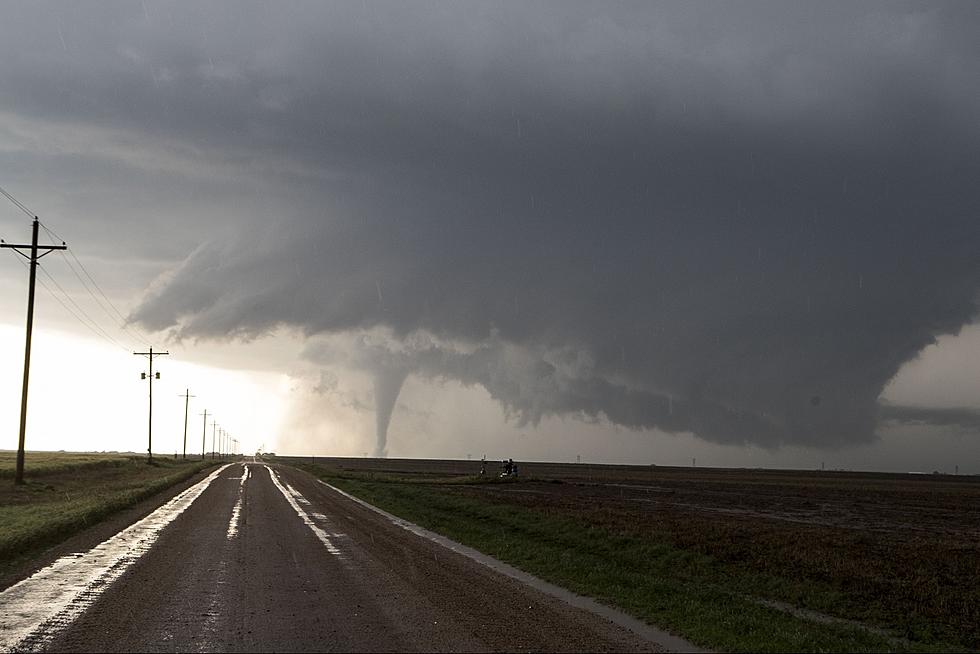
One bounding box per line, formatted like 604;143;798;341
294;456;980;650
299;456;980;538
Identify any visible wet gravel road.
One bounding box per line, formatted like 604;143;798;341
1;463;668;652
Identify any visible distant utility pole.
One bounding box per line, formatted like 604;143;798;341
134;347;169;464
212;420;218;460
200;409;208;460
178;389;194;460
1;217;66;485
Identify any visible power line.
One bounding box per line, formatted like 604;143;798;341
15;259;90;341
29;261;131;352
52;248;151;348
36;262;125;347
36;262;132;353
39;221;153;347
1;192;154;350
0;184;34;217
13;240;142;354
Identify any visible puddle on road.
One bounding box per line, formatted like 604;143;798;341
226;465;249;540
264;466;348;561
0;464;233;653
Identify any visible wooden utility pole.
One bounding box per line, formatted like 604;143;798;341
1;217;66;485
200;409;208;461
134;347;169;464
212;420;218;460
178;389;194;460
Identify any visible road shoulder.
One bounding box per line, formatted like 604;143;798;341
0;462;222;593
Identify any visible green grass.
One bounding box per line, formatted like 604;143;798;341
0;452;216;576
299;465;963;653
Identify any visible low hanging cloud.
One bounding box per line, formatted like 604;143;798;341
10;2;971;450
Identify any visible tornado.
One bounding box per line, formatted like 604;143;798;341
373;368;408;458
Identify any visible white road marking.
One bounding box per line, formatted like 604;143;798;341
226;464;249;540
0;464;233;653
265;466;346;559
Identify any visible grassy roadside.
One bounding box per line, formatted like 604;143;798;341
0;453;217;577
297;464;963;653
0;452;134;478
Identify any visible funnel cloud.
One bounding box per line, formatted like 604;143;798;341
373;368;409;458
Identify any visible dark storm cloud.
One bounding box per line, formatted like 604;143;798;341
2;2;978;447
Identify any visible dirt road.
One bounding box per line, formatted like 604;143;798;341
0;463;670;652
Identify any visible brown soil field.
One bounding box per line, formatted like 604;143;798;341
292;456;980;648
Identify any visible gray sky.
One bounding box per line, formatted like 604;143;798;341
0;2;978;469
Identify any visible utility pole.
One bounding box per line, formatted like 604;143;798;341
200;409;208;461
134;347;169;464
212;420;218;460
178;389;194;460
1;217;66;485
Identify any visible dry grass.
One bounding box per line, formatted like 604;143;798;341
0;450;136;478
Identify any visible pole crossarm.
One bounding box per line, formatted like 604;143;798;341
1;242;66;255
2;243;66;261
